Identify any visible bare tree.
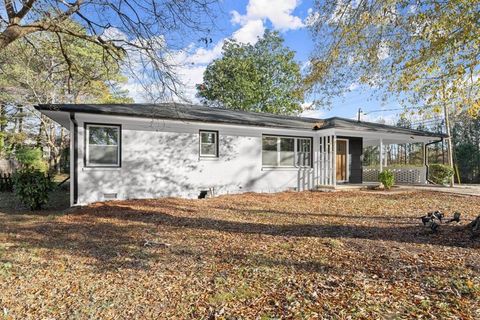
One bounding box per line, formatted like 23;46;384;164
0;0;218;100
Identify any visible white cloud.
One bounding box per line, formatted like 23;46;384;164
301;102;325;119
231;0;304;31
348;82;359;91
184;41;224;64
305;8;320;27
101;27;128;42
377;41;389;60
174;64;207;102
360;113;397;125
232;19;265;44
301;60;311;72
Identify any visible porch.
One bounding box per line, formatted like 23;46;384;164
314;121;447;188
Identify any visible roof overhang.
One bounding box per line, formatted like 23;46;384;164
35;104;447;142
40;110;71;128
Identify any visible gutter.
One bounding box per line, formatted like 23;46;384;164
69;112;78;205
424;138;444;184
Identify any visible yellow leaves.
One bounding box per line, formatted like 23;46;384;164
432;106;442;114
467;101;480;118
466;279;474;289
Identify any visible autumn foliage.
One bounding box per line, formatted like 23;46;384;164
1;190;479;318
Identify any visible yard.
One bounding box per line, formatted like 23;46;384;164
1;190;479;319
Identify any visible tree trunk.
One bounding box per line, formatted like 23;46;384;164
0;104;4;157
18;106;23;133
37;114;46;147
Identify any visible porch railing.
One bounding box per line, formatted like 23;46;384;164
363;166;427;185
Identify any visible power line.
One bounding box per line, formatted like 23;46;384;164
361;105;438;115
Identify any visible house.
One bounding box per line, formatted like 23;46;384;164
35;103;447;206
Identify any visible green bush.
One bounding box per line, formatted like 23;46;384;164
15;147;48;172
13;169;55;210
429;164;454;185
378;170;395;189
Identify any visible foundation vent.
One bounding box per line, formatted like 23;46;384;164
103;193;118;200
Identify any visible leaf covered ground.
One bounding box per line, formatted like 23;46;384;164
1;190;479;319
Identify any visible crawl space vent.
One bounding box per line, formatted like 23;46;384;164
103;193;118;200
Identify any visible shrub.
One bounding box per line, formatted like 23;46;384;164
15;147;48;172
378;170;395;189
429;164;454;185
13;169;55;210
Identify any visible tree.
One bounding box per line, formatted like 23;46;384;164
452;113;480;183
0;0;218;100
197;31;304;115
0;24;132;170
305;0;479;117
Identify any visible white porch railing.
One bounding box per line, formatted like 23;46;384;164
317;135;336;186
363;166;427;185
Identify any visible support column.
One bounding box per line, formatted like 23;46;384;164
384;145;388;167
422;142;426;168
379;138;383;173
333;135;337;186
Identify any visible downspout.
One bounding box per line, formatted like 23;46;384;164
69;113;78;205
424;138;444;185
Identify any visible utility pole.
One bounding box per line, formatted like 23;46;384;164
357;108;362;122
444;103;454;187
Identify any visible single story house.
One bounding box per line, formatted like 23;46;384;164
35;103;447;206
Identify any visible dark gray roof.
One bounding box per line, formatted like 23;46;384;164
35;103;446;138
319;117;448;138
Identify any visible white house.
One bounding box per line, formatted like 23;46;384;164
35;103;447;206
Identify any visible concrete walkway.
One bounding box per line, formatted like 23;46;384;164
397;184;480;196
326;183;480;196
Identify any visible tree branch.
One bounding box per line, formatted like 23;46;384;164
3;0;16;22
15;0;37;20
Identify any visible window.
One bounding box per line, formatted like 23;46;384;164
86;124;121;167
280;137;295;166
199;130;218;157
262;137;278;166
262;136;312;167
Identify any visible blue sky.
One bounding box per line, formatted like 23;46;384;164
127;0;402;123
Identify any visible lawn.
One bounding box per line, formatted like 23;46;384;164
1;190;479;319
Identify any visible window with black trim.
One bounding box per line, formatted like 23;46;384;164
262;135;312;167
199;130;218;158
85;124;121;167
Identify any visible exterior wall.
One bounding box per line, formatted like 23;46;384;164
73;113;318;205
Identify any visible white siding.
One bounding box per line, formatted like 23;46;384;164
74;113;319;205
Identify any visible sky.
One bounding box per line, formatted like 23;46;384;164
125;0;402;124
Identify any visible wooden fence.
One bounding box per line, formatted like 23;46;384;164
0;173;13;192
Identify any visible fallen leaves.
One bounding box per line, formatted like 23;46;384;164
0;190;479;319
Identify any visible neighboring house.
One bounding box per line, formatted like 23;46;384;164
36;103;447;206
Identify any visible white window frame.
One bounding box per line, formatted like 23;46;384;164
199;130;219;158
262;135;313;168
85;124;121;167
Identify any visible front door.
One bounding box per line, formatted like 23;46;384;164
336;139;348;182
